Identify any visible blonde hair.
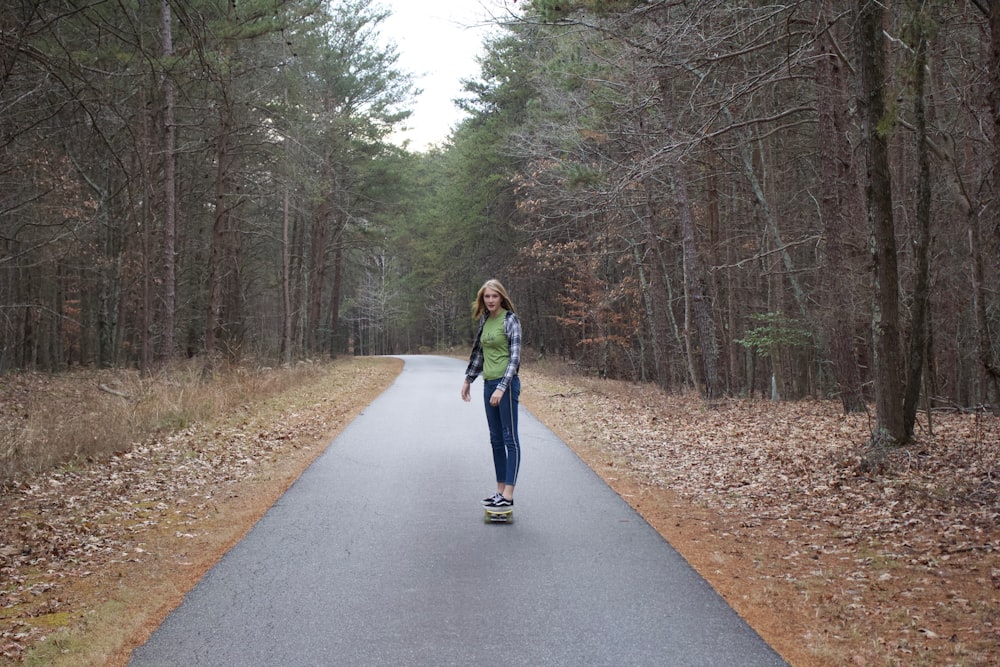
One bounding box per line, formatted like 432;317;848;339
471;279;517;319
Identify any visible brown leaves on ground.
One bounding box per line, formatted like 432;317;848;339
520;367;999;667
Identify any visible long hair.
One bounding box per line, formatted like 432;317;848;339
471;279;517;319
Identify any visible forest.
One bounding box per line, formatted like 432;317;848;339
2;0;999;447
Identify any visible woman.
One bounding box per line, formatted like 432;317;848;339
461;279;522;509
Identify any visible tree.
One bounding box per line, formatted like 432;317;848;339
856;0;906;444
901;0;934;438
288;0;413;357
976;0;1000;410
160;0;178;363
814;0;867;412
2;0;999;424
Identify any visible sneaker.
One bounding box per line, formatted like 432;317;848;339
482;492;502;506
489;496;513;508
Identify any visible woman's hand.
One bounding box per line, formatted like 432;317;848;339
461;379;471;402
489;388;504;407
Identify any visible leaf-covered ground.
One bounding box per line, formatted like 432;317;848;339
0;358;402;665
1;358;997;666
520;366;1000;667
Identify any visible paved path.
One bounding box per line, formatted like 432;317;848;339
130;355;787;666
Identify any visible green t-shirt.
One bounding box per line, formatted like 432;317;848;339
481;310;509;381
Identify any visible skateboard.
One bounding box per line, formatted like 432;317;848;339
483;506;513;524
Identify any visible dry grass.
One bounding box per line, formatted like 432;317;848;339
0;360;332;487
0;356;402;665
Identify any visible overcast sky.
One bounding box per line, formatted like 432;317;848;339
378;1;507;150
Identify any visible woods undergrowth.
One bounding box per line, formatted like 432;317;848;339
0;360;335;488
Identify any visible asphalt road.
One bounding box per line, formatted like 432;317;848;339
130;355;787;666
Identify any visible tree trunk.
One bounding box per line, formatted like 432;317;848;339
139;83;154;372
631;242;653;383
815;4;867;412
737;131;808;321
969;217;1000;409
856;0;906;443
281;185;292;365
291;209;305;354
672;170;721;398
658;252;686;388
96;201;118;369
328;227;344;358
657;72;721;398
204;103;232;357
902;2;932;437
641;183;670;387
160;0;177;361
307;186;331;354
680;242;705;397
977;0;1000;410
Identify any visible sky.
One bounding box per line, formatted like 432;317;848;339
378;1;508;150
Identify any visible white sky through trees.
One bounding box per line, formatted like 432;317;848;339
378;0;504;150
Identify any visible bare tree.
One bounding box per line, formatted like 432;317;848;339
977;0;1000;409
901;0;933;438
160;0;178;362
814;1;867;412
856;0;905;443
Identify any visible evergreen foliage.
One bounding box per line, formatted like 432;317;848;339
2;0;998;414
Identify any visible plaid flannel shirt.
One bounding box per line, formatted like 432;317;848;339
464;310;522;394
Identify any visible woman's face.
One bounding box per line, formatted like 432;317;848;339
483;288;502;315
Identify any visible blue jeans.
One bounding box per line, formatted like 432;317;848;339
483;376;521;487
